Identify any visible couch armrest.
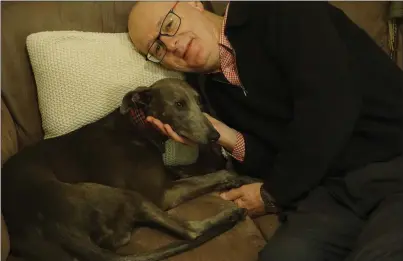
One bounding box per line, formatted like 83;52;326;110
1;215;10;261
1;98;18;165
1;98;17;261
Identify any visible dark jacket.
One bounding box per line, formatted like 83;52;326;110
204;2;403;208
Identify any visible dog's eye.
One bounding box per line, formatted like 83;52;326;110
175;101;183;108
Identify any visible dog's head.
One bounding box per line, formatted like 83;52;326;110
120;78;220;144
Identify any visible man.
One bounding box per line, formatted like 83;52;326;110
128;2;403;260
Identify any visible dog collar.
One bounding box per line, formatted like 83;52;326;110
129;107;166;154
129;107;146;126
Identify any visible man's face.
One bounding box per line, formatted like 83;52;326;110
128;1;220;73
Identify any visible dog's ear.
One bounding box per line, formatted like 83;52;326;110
120;87;152;114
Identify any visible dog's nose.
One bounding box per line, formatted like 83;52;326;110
208;130;220;143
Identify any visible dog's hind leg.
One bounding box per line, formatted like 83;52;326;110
48;225;124;261
161;170;258;210
50;191;245;261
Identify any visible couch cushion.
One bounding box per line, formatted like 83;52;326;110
117;193;267;261
1;1;136;148
1;215;10;261
26;31;183;138
1;99;18;165
330;2;389;53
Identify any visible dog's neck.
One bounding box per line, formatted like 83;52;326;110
101;108;167;154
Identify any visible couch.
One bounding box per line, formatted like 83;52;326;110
1;2;402;261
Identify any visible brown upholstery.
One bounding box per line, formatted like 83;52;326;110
1;1;401;261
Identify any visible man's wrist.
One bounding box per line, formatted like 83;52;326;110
217;127;238;151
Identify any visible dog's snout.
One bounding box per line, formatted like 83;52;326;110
208;130;220;143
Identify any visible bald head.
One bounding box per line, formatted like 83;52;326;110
128;1;223;73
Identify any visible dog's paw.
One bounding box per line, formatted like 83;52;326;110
215;179;243;191
228;207;247;223
217;176;259;191
114;231;132;248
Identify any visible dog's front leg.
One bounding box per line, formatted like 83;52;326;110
161;170;258;210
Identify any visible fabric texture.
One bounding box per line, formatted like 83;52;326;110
26;31;183;139
163;139;199;166
26;31;198;166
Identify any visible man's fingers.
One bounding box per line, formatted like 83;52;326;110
234;198;245;208
203;113;218;125
164;124;185;142
164;124;195;146
146;116;168;135
146;117;195;146
220;188;243;201
150;121;166;134
203;112;212;119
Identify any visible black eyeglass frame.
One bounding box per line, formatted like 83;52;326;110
145;4;181;64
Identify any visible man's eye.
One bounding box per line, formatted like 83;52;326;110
155;44;163;55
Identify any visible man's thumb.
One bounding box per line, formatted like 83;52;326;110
220;188;243;201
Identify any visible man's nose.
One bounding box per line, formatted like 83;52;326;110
160;35;177;52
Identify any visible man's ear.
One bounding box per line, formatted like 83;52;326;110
186;1;204;12
119;87;152;114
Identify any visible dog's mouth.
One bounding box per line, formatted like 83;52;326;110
178;131;195;143
176;130;207;145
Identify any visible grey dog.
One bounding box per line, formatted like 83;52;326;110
2;78;254;261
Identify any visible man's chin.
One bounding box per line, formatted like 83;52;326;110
162;56;208;73
185;49;211;72
171;62;205;73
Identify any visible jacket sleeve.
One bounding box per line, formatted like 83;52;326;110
231;132;277;179
261;2;361;207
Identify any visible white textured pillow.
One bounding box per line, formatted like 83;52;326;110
26;31;184;139
26;31;198;166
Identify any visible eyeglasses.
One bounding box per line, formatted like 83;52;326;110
146;2;181;64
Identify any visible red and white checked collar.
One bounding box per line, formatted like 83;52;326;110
218;4;242;87
129;107;146;126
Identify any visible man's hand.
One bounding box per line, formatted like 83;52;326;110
146;113;239;151
220;182;266;217
146;116;195;145
203;113;238;151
